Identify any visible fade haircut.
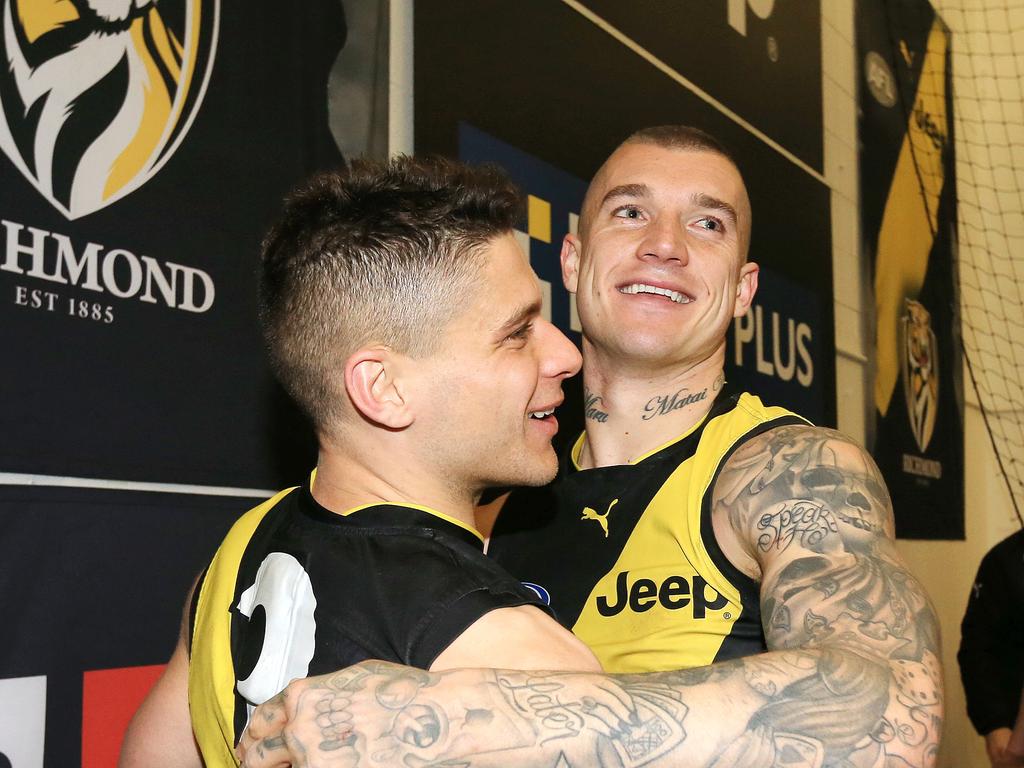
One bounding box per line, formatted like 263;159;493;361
623;125;741;170
259;155;522;433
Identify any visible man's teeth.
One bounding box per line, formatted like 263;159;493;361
529;409;555;419
619;283;690;304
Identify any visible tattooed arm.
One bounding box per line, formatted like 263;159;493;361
239;425;942;768
706;424;943;766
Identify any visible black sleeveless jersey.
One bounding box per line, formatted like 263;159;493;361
190;481;548;765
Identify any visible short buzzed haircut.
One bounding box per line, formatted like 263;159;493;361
259;155;523;433
583;125;752;255
623;125;740;169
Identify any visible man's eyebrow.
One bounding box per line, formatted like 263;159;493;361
692;192;738;224
600;183;650;207
492;299;542;335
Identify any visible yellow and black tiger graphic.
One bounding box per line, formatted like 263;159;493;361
901;298;939;453
0;0;218;219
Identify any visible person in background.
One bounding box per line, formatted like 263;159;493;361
959;528;1024;767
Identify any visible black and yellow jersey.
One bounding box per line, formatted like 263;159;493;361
490;390;808;674
189;481;548;766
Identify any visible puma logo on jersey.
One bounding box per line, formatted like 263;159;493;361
581;499;618;537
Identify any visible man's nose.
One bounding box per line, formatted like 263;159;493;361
637;216;688;265
538;320;582;379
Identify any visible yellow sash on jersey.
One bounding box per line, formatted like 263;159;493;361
189;488;295;767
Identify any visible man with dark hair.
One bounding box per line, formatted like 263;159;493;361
119;155;599;768
238;127;942;768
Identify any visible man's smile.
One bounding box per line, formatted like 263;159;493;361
617;282;694;304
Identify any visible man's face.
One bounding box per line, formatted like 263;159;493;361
413;233;582;492
563;142;758;370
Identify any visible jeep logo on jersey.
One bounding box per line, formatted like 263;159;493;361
596;571;729;618
0;0;219;219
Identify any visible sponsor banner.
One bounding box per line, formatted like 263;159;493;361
0;484;246;766
418;0;833;427
459;123;587;339
857;0;964;538
455;119;832;429
730;266;824;422
82;665;165;768
0;675;46;768
0;1;356;487
573;0;824;171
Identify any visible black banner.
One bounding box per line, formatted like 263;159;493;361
0;485;245;767
0;1;377;765
857;0;964;539
574;0;823;171
415;0;835;427
0;1;349;488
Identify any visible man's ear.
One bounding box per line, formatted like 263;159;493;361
733;261;759;318
560;234;581;294
344;346;414;429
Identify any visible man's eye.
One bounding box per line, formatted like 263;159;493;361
506;323;533;343
697;217;724;232
613;206;643;220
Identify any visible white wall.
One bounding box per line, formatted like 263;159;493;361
823;2;1023;765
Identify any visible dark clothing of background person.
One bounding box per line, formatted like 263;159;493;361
959;529;1024;736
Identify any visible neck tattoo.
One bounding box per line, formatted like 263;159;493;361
584;389;609;423
642;387;709;421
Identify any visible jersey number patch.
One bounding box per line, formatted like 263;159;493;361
235;552;318;707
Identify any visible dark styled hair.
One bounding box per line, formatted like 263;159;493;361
258;155;523;432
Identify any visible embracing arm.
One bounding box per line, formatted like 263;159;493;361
239;425;941;767
431;604;601;672
119;580;203;768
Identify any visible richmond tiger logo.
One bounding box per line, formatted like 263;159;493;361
901;298;939;453
0;0;219;219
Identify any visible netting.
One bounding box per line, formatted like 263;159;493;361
926;1;1024;526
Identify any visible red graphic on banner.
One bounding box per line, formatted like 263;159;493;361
82;665;165;768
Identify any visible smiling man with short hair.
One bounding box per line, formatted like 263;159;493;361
118;155;599;768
